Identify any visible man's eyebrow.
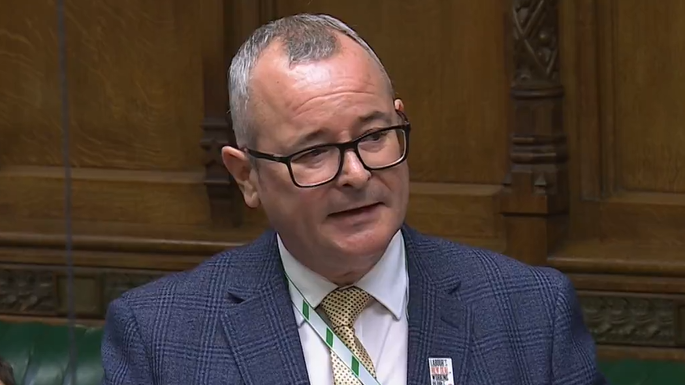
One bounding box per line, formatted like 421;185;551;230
356;110;390;126
286;110;392;152
289;129;329;151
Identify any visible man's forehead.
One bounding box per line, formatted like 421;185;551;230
253;52;385;111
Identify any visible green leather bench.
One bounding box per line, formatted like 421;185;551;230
0;321;103;385
1;320;685;385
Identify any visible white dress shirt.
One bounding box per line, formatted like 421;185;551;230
278;231;408;385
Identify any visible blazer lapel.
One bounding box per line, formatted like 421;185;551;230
404;227;473;385
219;232;310;385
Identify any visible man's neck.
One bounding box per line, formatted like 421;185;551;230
325;268;372;287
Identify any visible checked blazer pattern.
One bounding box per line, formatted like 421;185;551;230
101;225;607;385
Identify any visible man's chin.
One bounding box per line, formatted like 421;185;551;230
326;228;392;259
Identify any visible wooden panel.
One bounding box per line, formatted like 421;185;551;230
559;0;685;267
407;183;504;251
552;240;685;277
0;0;273;255
0;166;211;224
0;0;271;328
0;164;269;245
601;192;685;244
613;0;685;194
595;0;685;247
0;0;204;170
0;264;166;320
553;0;685;358
0;1;61;166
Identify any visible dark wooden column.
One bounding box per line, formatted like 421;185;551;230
501;0;568;265
199;0;277;227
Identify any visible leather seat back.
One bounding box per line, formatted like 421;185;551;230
0;321;103;385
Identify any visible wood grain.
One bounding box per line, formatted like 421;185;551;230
0;1;61;166
551;240;685;277
561;0;685;248
407;183;503;240
612;0;685;194
569;273;685;295
0;0;204;170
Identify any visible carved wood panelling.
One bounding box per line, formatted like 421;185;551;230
579;293;685;347
501;0;568;265
511;0;560;86
0;269;57;314
0;0;277;279
0;267;164;319
548;0;685;279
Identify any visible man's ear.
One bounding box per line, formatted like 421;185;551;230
394;98;405;113
221;146;260;208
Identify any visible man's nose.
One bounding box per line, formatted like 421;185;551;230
335;149;371;188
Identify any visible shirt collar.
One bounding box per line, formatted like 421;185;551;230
278;231;407;326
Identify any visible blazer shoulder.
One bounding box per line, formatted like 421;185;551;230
115;234;273;310
409;229;569;299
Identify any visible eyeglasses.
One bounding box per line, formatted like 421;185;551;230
245;111;411;188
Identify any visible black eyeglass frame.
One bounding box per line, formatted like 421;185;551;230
244;110;411;188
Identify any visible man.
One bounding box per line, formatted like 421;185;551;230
101;13;606;385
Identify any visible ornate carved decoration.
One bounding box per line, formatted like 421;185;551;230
501;0;568;265
512;0;560;87
0;269;57;314
580;295;680;347
0;266;165;319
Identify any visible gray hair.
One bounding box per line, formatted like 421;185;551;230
228;13;394;147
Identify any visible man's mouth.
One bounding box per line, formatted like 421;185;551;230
330;203;381;217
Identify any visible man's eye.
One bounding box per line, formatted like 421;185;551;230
293;147;331;162
363;131;388;142
303;148;326;158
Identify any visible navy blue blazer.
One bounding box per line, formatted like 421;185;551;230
101;225;607;384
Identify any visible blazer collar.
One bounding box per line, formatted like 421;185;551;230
219;230;311;385
402;225;473;385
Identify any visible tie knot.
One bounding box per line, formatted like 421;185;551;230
320;286;371;328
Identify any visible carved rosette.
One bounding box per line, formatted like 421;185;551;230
580;295;679;347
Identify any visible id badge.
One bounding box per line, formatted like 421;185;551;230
428;357;454;385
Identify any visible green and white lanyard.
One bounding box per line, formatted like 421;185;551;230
286;276;382;385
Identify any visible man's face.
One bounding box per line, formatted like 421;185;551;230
224;37;409;280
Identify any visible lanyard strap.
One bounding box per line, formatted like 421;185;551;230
286;277;382;385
